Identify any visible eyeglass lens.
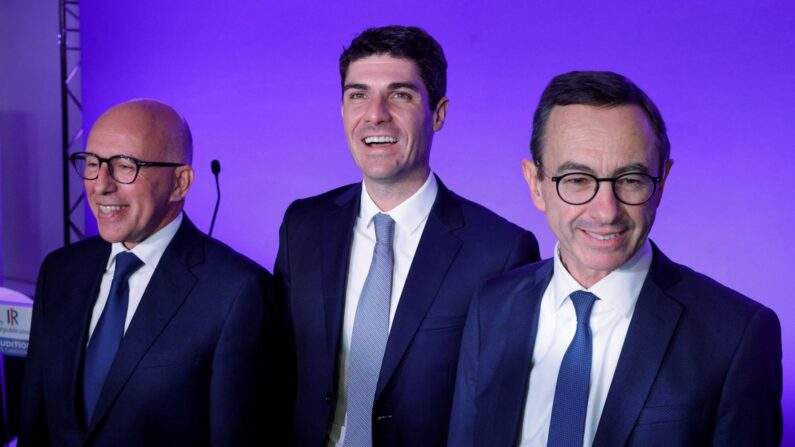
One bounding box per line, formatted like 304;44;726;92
73;154;138;184
557;173;655;205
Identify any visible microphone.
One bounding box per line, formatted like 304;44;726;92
209;160;221;237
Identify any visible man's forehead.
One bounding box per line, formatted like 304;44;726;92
87;119;164;159
547;104;651;134
88;123;142;147
345;55;423;83
543;104;658;168
542;147;658;176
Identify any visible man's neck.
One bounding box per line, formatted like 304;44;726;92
120;207;183;250
364;171;430;212
556;239;652;289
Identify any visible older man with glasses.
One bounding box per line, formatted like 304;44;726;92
449;71;782;446
20;99;286;446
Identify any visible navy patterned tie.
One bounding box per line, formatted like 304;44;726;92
83;251;143;423
345;213;395;447
548;290;598;447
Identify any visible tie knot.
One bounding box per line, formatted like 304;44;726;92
569;290;598;324
113;252;143;283
372;213;395;247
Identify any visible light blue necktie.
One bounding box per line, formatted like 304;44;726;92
83;251;142;423
345;213;395;447
548;290;598;447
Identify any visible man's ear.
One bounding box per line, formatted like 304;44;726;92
522;159;546;212
656;158;674;201
432;97;449;132
170;165;195;202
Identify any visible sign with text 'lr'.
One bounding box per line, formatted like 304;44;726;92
0;287;34;357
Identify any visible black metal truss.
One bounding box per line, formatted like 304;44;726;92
59;0;84;244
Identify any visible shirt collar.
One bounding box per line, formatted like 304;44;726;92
106;212;184;272
359;172;438;234
549;238;653;319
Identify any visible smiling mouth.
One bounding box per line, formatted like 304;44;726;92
363;135;398;146
584;230;625;241
97;205;127;215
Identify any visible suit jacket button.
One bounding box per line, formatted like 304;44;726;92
324;392;333;404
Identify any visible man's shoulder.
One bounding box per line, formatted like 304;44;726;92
441;186;529;238
43;235;108;266
466;260;551;330
478;259;551;300
201;236;270;279
284;183;360;218
168;221;270;282
652;247;774;320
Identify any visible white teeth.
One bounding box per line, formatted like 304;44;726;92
587;231;619;241
99;205;124;214
364;136;398;144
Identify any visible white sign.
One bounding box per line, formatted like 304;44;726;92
0;287;33;357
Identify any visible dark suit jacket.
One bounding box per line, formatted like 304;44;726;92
20;216;280;446
274;177;539;446
449;243;782;446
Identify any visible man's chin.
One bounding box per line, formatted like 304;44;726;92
583;253;633;275
97;227;130;245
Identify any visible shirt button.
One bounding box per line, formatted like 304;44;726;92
324;392;333;404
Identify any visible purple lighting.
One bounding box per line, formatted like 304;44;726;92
80;0;794;442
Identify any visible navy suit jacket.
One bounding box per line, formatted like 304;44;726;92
274;177;540;446
20;217;281;446
449;243;782;446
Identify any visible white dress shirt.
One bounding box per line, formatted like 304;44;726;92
519;239;653;447
87;213;183;341
328;174;438;446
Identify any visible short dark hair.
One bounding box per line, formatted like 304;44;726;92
530;71;670;178
339;25;447;110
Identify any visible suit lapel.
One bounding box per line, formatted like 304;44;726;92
321;186;360;367
592;245;683;446
375;181;463;399
63;240;110;428
86;218;202;435
481;261;551;445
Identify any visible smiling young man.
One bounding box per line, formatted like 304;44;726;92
274;26;539;446
448;71;782;446
21;99;279;446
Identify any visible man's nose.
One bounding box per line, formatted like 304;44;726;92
91;162;117;194
587;181;623;223
364;96;392;125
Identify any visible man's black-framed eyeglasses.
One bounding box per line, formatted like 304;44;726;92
550;172;662;206
70;152;183;184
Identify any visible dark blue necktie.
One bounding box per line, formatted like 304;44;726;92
548;290;598;447
83;251;142;423
345;213;395;447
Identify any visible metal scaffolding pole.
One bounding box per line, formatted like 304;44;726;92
59;0;85;245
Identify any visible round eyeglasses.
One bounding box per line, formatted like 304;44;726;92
550;172;662;205
70;152;183;184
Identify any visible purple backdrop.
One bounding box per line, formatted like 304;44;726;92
80;0;794;439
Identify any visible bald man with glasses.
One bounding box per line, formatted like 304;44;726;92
20;99;285;446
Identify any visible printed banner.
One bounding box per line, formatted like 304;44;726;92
0;300;32;357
